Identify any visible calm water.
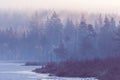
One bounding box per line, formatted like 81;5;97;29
0;62;98;80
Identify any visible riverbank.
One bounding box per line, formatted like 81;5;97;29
33;57;120;80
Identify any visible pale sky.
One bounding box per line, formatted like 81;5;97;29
0;0;120;13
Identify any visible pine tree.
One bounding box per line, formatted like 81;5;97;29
45;11;63;46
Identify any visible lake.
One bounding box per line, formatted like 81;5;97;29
0;62;98;80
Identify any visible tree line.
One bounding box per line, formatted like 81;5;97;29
0;11;120;62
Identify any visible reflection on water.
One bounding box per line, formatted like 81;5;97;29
0;62;98;80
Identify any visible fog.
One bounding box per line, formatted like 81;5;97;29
0;0;120;13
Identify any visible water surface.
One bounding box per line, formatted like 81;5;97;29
0;62;98;80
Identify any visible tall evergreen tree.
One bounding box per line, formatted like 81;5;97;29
63;19;76;57
46;12;63;46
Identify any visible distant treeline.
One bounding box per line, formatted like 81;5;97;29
0;11;120;62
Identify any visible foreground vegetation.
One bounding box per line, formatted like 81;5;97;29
33;57;120;80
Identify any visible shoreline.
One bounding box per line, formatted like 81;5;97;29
32;57;120;80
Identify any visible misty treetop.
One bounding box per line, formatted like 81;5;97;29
0;11;119;62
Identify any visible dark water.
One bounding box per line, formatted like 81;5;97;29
0;62;98;80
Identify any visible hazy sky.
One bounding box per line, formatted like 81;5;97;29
0;0;120;13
